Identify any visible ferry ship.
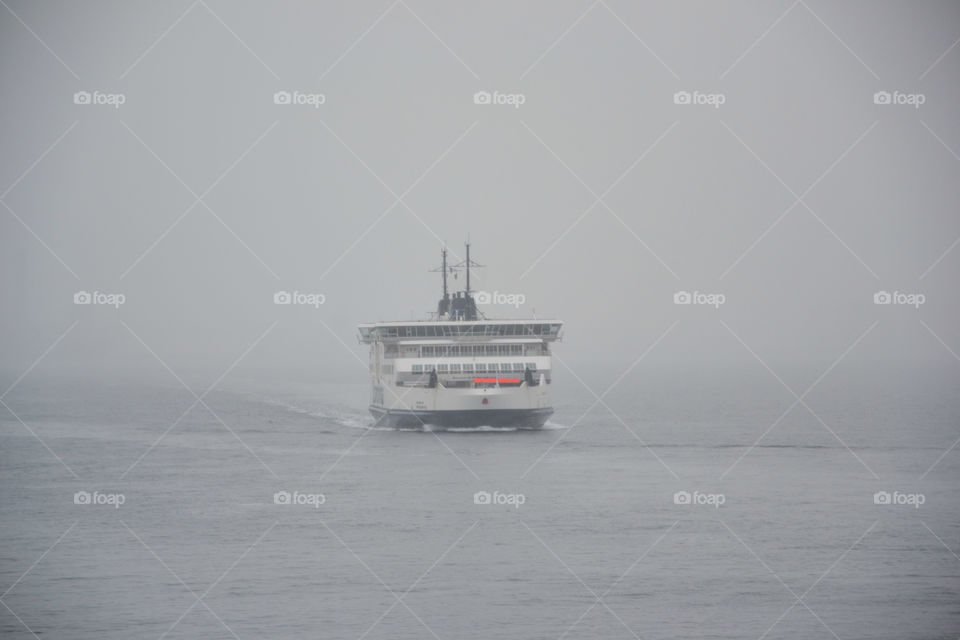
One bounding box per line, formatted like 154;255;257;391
358;243;563;429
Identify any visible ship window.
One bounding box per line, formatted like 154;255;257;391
450;364;461;373
425;364;435;372
488;363;498;372
412;364;423;373
510;344;522;355
438;364;449;373
423;346;434;357
525;362;536;370
475;363;486;373
448;345;459;357
512;363;523;372
498;345;510;356
484;345;496;355
462;364;474;373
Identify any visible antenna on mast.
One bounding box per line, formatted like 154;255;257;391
429;246;451;318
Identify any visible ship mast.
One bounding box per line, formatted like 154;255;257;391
431;241;484;320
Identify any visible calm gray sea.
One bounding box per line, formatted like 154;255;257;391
1;366;958;639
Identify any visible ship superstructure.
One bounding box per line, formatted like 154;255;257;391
358;243;563;429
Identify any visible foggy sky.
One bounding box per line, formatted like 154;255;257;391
2;1;959;385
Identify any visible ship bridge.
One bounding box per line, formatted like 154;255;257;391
358;320;563;343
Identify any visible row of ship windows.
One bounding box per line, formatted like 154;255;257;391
411;363;536;374
410;344;532;357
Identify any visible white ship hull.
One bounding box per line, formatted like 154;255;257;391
370;378;554;429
